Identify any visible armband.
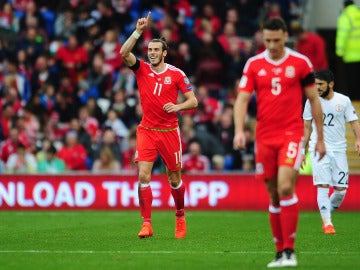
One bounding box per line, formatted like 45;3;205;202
132;30;141;39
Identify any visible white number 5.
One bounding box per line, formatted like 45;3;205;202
287;142;298;159
271;77;281;95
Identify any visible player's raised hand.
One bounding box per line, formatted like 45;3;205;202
136;12;151;33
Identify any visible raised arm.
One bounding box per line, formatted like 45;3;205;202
120;12;151;67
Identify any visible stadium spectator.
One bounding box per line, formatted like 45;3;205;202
0;2;19;32
182;139;211;173
68;117;93;164
54;5;77;42
57;130;87;171
92;145;121;173
0;126;28;163
5;141;37;173
293;26;328;71
37;143;66;173
4;56;31;103
30;54;59;96
99;29;123;76
193;31;226;99
0;102;16;140
93;127;122;165
55;34;89;85
103;108;129;140
17;26;46;67
193;3;222;39
121;125;137;173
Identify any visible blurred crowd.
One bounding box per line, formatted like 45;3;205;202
0;0;308;174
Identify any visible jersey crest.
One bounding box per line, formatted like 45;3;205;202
285;66;295;78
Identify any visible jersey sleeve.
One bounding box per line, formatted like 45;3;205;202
238;60;255;94
302;99;312;120
177;70;193;94
345;97;359;122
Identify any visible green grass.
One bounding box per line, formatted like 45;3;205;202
0;211;359;270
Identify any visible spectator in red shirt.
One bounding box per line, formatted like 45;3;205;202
57;130;87;171
0;127;28;163
55;34;89;84
193;3;222;39
217;22;245;55
293;26;328;71
182;139;211;174
99;29;123;76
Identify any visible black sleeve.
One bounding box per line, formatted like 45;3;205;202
301;72;315;87
129;58;140;71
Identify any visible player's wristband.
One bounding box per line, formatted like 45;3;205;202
132;30;141;39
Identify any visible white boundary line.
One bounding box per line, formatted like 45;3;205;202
0;250;359;255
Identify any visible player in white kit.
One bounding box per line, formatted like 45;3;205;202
302;69;360;234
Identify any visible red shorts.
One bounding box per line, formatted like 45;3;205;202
255;133;304;181
135;125;182;171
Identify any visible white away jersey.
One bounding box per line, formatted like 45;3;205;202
303;92;359;152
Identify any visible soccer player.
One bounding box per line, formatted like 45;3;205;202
119;12;198;239
233;17;326;268
302;69;360;234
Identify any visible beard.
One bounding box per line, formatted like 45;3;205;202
320;86;330;98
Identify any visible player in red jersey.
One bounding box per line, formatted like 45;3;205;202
233;17;326;268
120;12;198;239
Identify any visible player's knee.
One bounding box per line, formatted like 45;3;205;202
138;171;151;184
334;186;347;191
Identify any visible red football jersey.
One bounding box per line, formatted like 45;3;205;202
134;60;193;129
238;48;314;142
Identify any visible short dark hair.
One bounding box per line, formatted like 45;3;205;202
314;69;335;83
150;37;168;51
47;144;57;154
263;17;287;32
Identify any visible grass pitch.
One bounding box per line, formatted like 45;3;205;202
0;210;359;270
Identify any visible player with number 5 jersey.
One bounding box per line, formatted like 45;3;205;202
120;12;198;239
233;17;326;268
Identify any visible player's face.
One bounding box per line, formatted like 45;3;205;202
315;78;330;98
262;29;288;60
147;42;166;67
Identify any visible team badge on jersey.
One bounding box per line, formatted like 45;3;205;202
335;104;343;112
184;77;190;84
164;76;171;84
285;66;295;78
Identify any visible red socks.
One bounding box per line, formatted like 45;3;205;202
279;194;299;250
171;181;185;218
138;185;153;223
269;205;283;252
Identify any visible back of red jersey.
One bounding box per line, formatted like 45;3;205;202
135;61;193;128
238;48;314;141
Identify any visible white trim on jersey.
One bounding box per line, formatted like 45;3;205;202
303;92;359;152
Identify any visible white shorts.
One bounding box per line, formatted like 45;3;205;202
310;151;349;188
